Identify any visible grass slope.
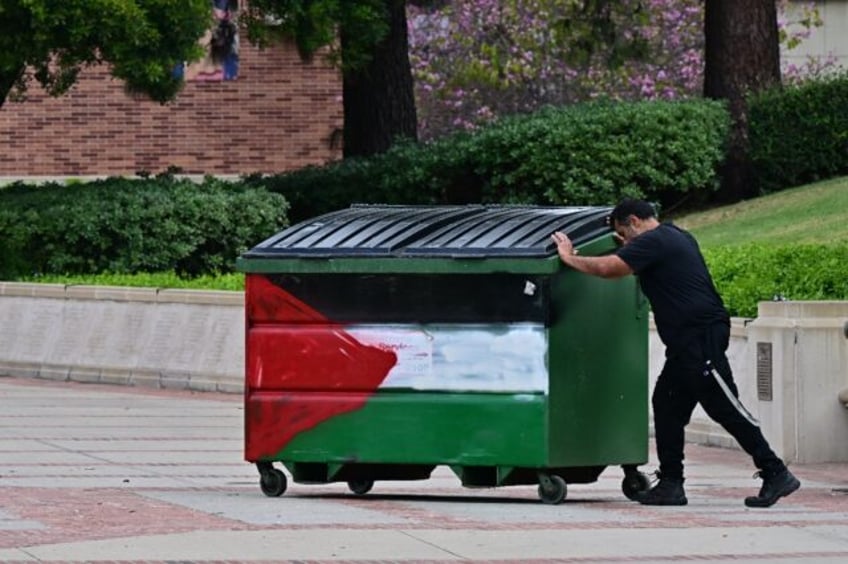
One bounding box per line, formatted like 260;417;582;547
674;176;848;248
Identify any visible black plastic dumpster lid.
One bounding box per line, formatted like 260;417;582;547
242;204;612;258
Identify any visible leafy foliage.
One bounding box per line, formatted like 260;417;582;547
408;0;702;139
470;100;730;206
242;0;389;71
249;98;730;224
748;73;848;194
704;243;848;318
0;0;212;106
408;0;829;140
21;271;246;291
0;176;287;279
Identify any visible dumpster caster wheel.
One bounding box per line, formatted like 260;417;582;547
621;471;650;501
259;468;287;497
348;479;374;495
538;475;567;505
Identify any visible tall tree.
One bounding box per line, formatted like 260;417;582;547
0;0;212;109
245;0;418;158
341;1;417;157
704;0;781;200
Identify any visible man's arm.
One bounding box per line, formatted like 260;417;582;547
551;231;633;279
559;253;632;279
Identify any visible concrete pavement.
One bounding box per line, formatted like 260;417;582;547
1;375;847;563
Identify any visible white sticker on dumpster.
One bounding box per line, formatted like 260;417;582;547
348;324;548;393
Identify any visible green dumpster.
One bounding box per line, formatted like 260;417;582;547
237;204;649;504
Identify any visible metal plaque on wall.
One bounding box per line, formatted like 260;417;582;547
756;342;773;401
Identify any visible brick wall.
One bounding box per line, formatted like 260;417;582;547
0;39;343;178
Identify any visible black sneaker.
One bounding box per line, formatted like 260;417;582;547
637;473;688;506
744;469;800;508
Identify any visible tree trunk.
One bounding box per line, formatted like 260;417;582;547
704;0;780;201
341;0;417;158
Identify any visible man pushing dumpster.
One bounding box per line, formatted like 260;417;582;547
550;198;800;508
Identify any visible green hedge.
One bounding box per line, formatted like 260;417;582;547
249;99;730;225
471;100;729;205
749;73;848;194
704;243;848;318
0;176;288;279
20;242;848;320
21;271;246;291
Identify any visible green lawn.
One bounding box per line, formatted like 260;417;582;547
674;176;848;248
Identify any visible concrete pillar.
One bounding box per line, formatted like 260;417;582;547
747;302;848;463
841;320;848;409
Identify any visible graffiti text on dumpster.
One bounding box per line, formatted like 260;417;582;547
245;275;397;460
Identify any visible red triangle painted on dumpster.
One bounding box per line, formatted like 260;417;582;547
244;275;397;460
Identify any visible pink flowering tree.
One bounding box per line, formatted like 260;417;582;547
409;0;828;140
778;0;839;83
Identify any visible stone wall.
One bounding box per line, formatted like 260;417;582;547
0;283;243;394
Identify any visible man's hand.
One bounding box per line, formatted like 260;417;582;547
613;232;625;247
551;231;578;262
550;230;633;279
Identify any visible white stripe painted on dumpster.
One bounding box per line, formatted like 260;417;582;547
349;323;549;393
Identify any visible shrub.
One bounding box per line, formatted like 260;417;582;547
472;100;730;205
704;243;848;318
20;271;246;291
748;73;848;194
0;175;287;279
248;98;730;225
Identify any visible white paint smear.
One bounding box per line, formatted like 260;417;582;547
348;324;548;393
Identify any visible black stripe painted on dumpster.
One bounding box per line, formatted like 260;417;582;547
265;273;551;323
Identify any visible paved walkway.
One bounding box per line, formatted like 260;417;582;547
1;375;847;563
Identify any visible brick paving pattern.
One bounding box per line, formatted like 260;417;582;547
1;376;847;563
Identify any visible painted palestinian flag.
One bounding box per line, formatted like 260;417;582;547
244;274;548;462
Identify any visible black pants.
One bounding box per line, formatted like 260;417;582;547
653;322;785;480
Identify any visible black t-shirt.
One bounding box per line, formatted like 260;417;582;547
616;223;729;351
